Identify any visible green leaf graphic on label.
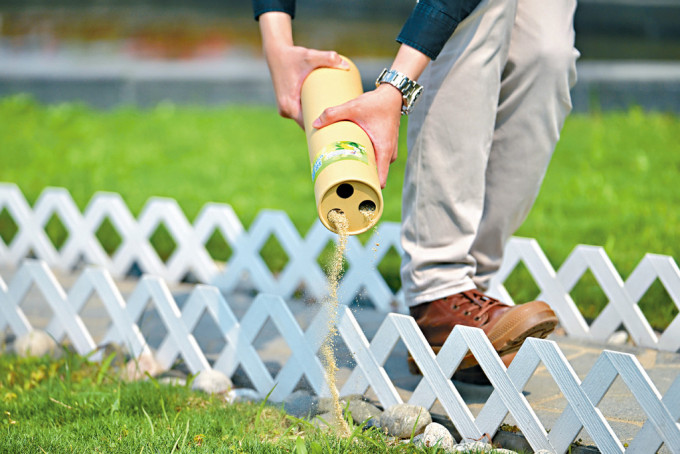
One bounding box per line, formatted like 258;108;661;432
311;141;369;182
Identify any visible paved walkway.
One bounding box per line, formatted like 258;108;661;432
2;265;679;452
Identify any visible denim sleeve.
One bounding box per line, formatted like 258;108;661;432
252;0;296;20
397;0;482;60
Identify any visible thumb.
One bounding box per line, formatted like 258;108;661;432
312;105;345;129
307;50;350;70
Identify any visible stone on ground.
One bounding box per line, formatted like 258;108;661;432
14;330;58;358
414;422;455;450
283;390;319;418
451;441;493;452
191;369;233;394
345;399;382;426
607;330;629;345
379;403;431;438
225;388;261;404
312;411;346;432
124;352;163;381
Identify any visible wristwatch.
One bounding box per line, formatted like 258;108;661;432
375;68;424;115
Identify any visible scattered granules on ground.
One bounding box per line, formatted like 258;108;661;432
323;209;351;437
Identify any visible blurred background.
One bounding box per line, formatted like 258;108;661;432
1;0;679;111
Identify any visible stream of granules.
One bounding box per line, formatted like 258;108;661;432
323;209;351;436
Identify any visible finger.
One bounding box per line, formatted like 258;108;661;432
277;96;301;121
378;158;389;189
293;112;305;130
377;140;399;188
307;49;350;70
390;145;399;164
312;104;349;129
374;145;390;189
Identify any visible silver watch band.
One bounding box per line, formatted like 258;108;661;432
375;68;424;115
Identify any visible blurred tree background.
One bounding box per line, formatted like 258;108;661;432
0;0;679;60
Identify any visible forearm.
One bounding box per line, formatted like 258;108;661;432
390;44;431;82
259;12;294;54
256;11;348;128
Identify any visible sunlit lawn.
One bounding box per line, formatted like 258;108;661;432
0;95;678;328
0;352;448;453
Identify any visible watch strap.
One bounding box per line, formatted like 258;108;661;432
375;68;424;115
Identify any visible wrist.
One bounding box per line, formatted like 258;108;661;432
259;12;294;50
375;68;424;115
376;83;405;109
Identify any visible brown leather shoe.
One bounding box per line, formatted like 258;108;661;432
408;289;558;374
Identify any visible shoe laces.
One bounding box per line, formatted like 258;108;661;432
459;290;502;318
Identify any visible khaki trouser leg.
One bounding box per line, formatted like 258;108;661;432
471;0;579;291
401;0;578;306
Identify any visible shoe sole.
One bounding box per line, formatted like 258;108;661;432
407;300;558;375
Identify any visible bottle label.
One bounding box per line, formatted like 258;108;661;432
311;141;368;182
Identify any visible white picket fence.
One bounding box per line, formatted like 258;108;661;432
1;259;679;453
0;183;679;353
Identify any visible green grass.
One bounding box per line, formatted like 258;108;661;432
1;351;453;453
0;95;678;328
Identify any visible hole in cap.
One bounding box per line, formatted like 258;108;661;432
359;200;376;213
327;209;345;220
336;183;354;199
327;209;346;228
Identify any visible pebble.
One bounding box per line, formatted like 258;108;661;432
416;422;455;450
379;403;431;438
345;399;382;426
283;390;319;418
317;396;344;415
316;394;364;415
100;342;128;369
312;411;345;431
191;369;233;394
607;330;629;345
225;388;261;404
158;376;186;386
124;352;163;381
14;330;58;358
451;441;494;452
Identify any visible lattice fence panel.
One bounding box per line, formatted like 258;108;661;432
1;260;679;453
1;184;679;351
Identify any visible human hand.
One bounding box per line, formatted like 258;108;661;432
265;45;350;128
259;12;350;128
312;83;403;188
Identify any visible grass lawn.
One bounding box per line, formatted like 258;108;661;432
0;351;446;453
0;95;678;328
